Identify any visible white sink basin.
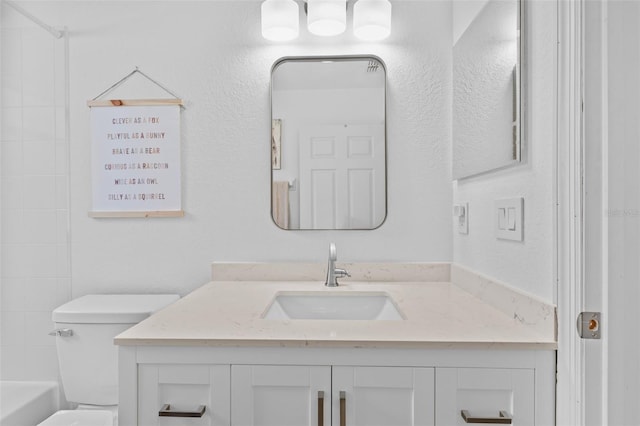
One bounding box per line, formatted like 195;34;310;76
262;292;404;320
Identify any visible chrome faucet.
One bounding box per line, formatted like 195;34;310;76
325;243;350;287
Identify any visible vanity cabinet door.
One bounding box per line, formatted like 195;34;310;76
435;368;534;426
332;366;435;426
231;365;331;426
138;364;231;426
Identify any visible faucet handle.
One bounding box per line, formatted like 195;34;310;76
334;268;350;279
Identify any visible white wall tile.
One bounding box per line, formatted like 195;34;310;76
55;141;68;174
21;32;54;106
22;107;55;141
1;30;22;76
23;175;57;209
25;278;58;311
55;107;66;140
1;209;25;244
55;176;68;209
23;141;56;175
2;72;23;107
1;176;24;209
1;141;24;177
22;209;58;243
56;210;69;244
56;277;71;308
0;24;68;383
1;311;26;346
26;244;58;277
56;244;70;276
2;244;29;277
1;108;23;141
25;311;54;346
54;47;66;107
1;278;26;311
24;346;59;380
0;345;27;380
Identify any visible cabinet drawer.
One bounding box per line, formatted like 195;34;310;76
436;368;534;426
138;364;230;426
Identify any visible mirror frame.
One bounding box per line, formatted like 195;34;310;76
452;0;526;180
270;55;388;230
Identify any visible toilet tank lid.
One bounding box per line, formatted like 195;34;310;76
52;294;180;323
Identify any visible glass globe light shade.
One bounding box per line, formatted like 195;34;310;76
307;0;347;37
262;0;299;41
353;0;391;41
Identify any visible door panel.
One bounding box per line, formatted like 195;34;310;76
332;366;435;426
299;124;385;229
231;365;331;426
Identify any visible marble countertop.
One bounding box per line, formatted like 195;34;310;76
114;278;557;349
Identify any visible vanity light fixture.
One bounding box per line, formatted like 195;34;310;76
261;0;300;42
260;0;392;41
307;0;347;36
353;0;392;41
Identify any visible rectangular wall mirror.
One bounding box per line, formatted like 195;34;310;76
452;0;522;180
271;56;387;230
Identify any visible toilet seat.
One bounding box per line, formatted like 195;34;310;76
37;410;114;426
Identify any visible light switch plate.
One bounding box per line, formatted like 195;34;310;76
453;202;469;234
495;198;523;241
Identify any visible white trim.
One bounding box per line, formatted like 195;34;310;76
599;0;609;421
556;0;585;425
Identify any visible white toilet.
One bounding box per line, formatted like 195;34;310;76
39;294;180;426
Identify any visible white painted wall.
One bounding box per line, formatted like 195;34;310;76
452;0;490;46
10;0;453;298
452;0;557;302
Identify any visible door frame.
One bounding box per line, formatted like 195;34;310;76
556;0;608;424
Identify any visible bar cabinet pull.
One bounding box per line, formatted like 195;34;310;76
318;391;324;426
340;391;346;426
158;404;206;418
461;410;512;424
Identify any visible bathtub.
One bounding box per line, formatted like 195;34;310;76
0;381;59;426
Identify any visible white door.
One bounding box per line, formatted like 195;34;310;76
332;366;434;426
561;0;640;423
435;368;534;426
299;124;385;229
580;1;640;425
231;365;331;426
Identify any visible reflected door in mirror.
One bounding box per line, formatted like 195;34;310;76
299;124;385;229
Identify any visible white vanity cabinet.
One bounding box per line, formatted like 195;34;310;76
117;275;557;426
231;365;434;426
125;348;554;426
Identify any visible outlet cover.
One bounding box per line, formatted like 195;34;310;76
495;198;523;241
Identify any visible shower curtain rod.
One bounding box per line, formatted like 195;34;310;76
3;0;64;39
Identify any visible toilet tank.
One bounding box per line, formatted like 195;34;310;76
52;294;179;406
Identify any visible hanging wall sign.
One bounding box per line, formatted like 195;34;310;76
88;100;183;217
